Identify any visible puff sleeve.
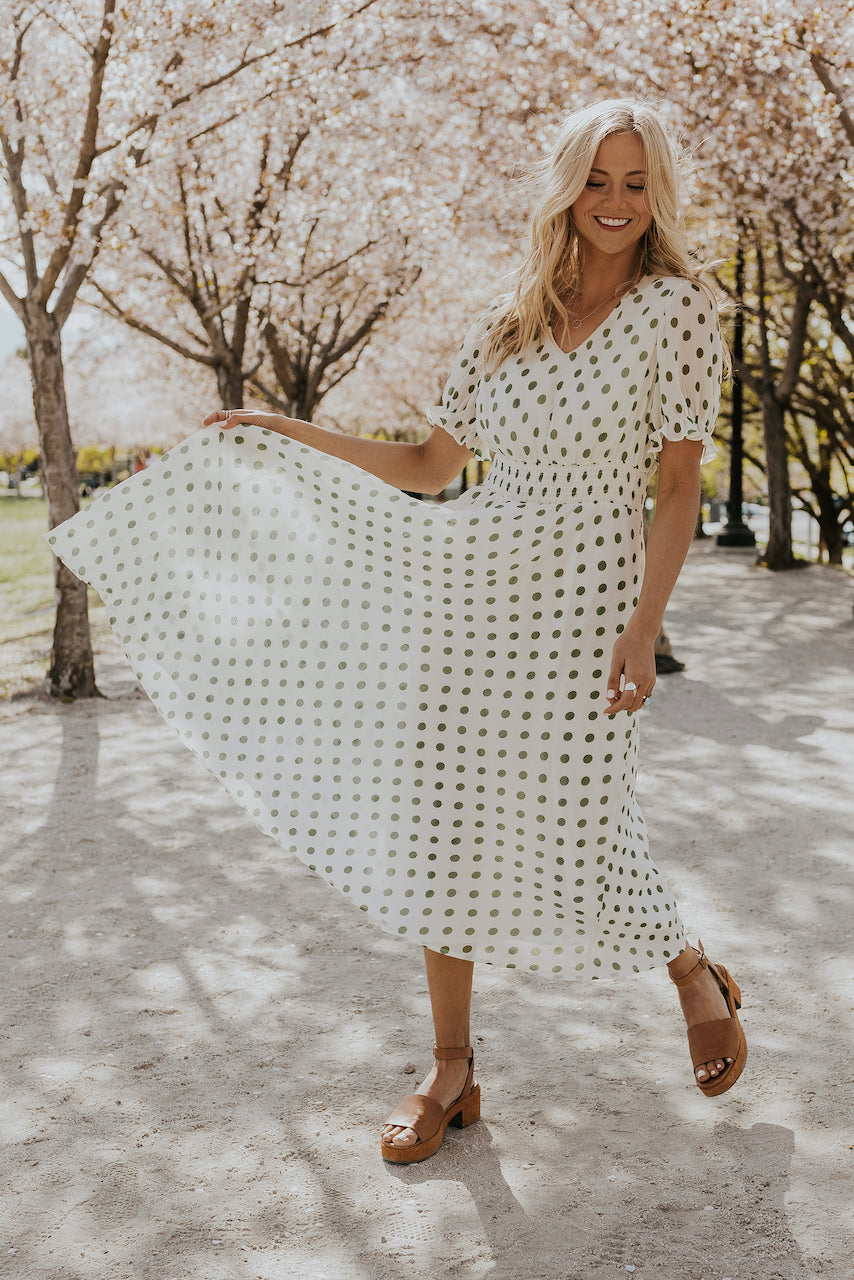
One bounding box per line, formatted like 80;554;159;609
425;316;491;461
647;280;723;465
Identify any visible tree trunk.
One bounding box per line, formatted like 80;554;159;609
216;362;245;409
24;304;98;698
815;494;846;565
760;391;794;570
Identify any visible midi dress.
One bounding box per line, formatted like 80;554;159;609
47;274;722;979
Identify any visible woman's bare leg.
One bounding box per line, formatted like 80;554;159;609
381;947;474;1149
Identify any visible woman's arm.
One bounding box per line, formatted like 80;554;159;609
202;408;473;496
604;438;703;716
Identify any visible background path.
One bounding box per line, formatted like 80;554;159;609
2;544;852;1280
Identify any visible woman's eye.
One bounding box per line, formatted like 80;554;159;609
628;184;647;192
586;181;605;189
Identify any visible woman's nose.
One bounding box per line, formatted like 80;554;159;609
601;188;627;210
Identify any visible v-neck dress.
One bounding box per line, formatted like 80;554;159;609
47;275;722;979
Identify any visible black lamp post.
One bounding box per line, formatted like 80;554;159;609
717;236;756;548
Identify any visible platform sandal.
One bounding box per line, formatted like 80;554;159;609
380;1045;481;1163
669;941;747;1097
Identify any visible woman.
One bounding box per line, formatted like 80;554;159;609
47;99;746;1166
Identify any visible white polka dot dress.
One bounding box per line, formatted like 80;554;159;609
47;276;722;978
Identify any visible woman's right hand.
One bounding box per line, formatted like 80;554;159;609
203;408;282;431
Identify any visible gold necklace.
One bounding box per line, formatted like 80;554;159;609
565;292;619;329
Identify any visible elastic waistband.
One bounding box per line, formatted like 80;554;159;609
483;453;646;505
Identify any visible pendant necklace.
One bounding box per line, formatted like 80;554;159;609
566;292;617;329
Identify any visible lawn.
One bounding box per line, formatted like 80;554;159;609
0;491;107;698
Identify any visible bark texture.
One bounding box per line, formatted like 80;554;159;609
24;305;98;697
760;391;794;570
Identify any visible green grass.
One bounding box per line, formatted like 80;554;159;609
0;491;106;697
0;493;54;623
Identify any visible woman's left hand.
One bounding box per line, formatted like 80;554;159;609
604;624;657;715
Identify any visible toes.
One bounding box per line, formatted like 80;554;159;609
696;1057;733;1082
381;1124;417;1148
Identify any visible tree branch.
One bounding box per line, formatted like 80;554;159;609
809;51;854;147
35;0;117;304
0;268;24;319
54;176;124;327
2;15;39;290
95;0;378;160
776;279;812;403
258;235;382;290
754;241;773;382
92;284;218;366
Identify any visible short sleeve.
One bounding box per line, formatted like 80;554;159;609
647;280;723;465
425;317;491;461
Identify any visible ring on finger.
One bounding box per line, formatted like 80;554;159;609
624;681;638;694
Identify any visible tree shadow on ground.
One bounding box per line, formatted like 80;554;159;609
3;544;852;1280
2;690;840;1280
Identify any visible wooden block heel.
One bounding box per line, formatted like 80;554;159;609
451;1086;481;1129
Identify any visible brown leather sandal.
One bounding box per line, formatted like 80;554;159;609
669;941;747;1097
380;1045;481;1163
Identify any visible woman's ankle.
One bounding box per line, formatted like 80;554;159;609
666;943;701;980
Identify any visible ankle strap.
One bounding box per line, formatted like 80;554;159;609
668;944;709;989
433;1045;473;1061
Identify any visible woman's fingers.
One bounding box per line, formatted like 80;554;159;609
202;408;252;428
604;676;655;716
606;655;624;708
605;636;655;715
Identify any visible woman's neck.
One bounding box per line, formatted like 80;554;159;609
573;247;643;305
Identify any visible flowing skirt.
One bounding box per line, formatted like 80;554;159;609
47;426;686;977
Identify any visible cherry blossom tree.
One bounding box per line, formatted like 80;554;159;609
91;118;423;422
0;0;381;696
88;1;607;429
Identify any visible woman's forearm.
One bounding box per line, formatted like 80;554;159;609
605;442;702;716
630;477;701;639
243;411;432;492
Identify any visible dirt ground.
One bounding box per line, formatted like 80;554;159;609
2;542;853;1280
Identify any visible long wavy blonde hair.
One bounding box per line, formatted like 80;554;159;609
482;99;711;371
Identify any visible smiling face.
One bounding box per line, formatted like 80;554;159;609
570;131;653;270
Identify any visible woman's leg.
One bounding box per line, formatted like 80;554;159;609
667;944;734;1083
381;947;475;1148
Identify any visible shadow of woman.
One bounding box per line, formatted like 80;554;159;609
382;1119;808;1280
384;1118;539;1275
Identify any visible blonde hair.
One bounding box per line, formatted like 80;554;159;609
482;99;713;370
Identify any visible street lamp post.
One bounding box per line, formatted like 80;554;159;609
717;238;756;548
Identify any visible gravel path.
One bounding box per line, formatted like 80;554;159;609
2;543;852;1280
